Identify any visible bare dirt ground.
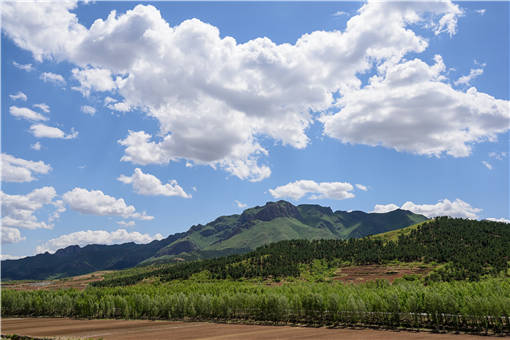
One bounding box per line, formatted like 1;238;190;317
334;264;432;284
1;271;111;291
1;318;490;340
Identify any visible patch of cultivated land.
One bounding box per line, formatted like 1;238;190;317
1;318;490;340
1;271;111;291
334;263;433;284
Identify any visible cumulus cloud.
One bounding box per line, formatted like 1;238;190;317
355;184;368;191
31;142;42;151
333;11;348;16
489;151;507;160
475;9;486;15
1;186;59;229
454;67;484;86
482;161;493;170
35;228;164;254
81;105;96;115
372;203;400;214
1;153;51;183
12;61;34;72
321;56;509;158
33;103;50;113
117;220;135;227
9;91;27;101
372;198;481;219
40;72;66;86
0;254;25;260
72;67;117;96
486;217;510;224
62;187;153;220
235;200;247;208
1;1;475;181
9;106;47;121
118;168;191;198
2;227;26;244
29;124;78;139
269;180;355;200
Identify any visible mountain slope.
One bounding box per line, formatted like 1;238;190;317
93;217;510;287
1;200;427;280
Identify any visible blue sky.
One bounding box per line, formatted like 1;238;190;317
1;1;509;259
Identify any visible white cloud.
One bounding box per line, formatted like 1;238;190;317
35;228;164;254
9;91;27;101
333;11;348;16
0;254;25;260
482;161;493;170
31;142;42;151
9;106;47;121
12;61;34;72
33;103;50;113
486;217;510;224
40;72;66;86
62;187;154;220
72;67;116;96
1;227;26;244
476;9;486;15
321;56;509;158
29;124;78;139
1;1;470;181
117;220;135;227
454;67;483;86
355;184;368;191
107;101;132;112
269;180;355;200
104;96;117;105
1;186;59;229
1;153;51;183
81;105;96;115
372;203;400;213
489;151;507;160
118;168;191;198
372;198;482;219
235;200;247;208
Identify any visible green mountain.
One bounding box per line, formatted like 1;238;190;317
94;217;510;287
1;200;427;280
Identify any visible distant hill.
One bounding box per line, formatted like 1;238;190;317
1;200;427;280
94;217;510;287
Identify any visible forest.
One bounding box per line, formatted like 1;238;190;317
3;279;510;334
92;217;510;287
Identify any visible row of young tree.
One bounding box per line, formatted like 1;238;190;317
93;217;510;287
3;279;510;334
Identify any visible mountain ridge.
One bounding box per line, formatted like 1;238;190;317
1;200;427;280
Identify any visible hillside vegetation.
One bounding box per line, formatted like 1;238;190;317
1;201;426;280
93;217;510;287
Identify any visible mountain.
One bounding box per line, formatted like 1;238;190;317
1;200;427;280
94;217;510;287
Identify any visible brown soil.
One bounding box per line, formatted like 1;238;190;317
1;271;111;291
334;264;432;284
1;318;489;340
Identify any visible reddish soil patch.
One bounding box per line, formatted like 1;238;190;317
1;318;488;340
334;264;432;284
1;271;111;291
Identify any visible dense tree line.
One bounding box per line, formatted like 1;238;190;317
3;279;510;334
93;217;510;287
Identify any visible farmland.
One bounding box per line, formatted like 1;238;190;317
1;318;494;340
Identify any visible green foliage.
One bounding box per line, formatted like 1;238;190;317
93;217;510;287
2;201;425;280
3;279;510;333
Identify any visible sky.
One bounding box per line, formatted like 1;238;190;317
1;1;509;259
